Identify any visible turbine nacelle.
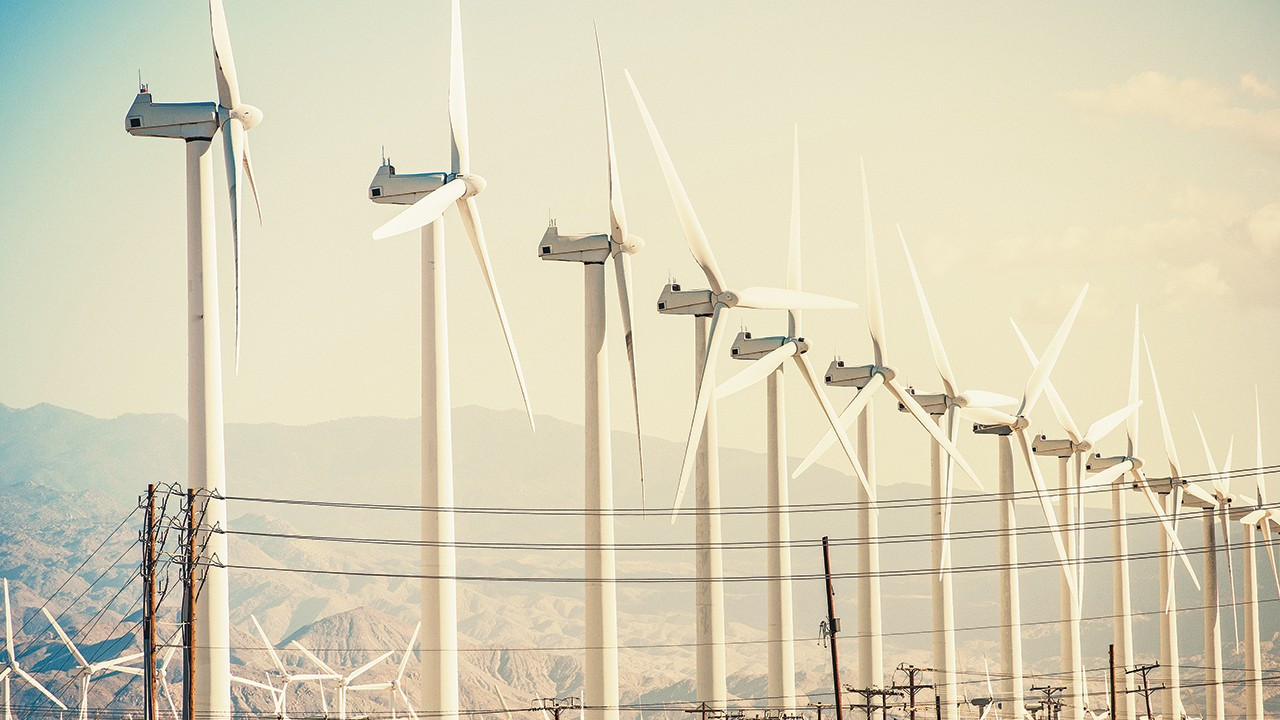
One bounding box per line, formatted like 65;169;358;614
730;330;807;360
897;388;948;416
124;91;219;139
1085;453;1144;473
1031;435;1075;458
368;163;449;206
823;359;891;388
656;282;714;316
538;220;611;264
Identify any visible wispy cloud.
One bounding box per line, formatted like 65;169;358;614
1071;71;1280;153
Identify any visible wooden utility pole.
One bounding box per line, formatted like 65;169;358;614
1126;663;1161;720
1108;644;1117;720
808;702;830;720
184;488;197;720
893;664;935;720
822;537;844;720
142;484;158;720
1030;686;1065;720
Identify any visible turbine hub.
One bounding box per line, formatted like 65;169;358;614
229;103;263;129
458;172;487;196
618;234;644;255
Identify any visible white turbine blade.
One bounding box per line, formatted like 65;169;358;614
40;608;88;670
862;163;887;365
671;306;731;521
959;390;1018;409
888;378;984;491
347;682;393;692
397;622;420;682
233;675;279;693
1265;518;1280;599
96;653;144;671
963;406;1019;427
899;227;956;396
614;252;644;502
1220;506;1240;652
456;196;535;431
252;615;287;675
222;116;246;373
734;286;857;312
595;28;627;246
792;373;884;479
716;342;796;400
984;656;994;697
625;70;727;293
1144;336;1183;480
397;686;419;720
448;0;468;175
1015;427;1077;602
15;667;66;710
1222;436;1234;496
1083;402;1141;450
794;352;874;499
1082;460;1134;490
940;407;960;574
1019;284;1088;417
346;651;394;684
1010;318;1080;443
318;678;329;714
1132;469;1201;590
1241;509;1266;525
371;179;467;240
161;670;180;720
290;641;337;676
1193;413;1224;495
1127;306;1140;450
1181;483;1217;506
208;0;240;109
2;580;12;665
496;685;515;720
787;126;802;335
1256;386;1267;504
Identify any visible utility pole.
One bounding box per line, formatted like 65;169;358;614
892;664;935;720
823;537;844;720
541;696;583;720
184;488;197;720
1126;664;1161;720
808;702;830;720
847;687;901;720
1031;686;1065;720
142;484;158;720
1108;645;1117;720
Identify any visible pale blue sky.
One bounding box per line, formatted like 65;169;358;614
2;0;1278;487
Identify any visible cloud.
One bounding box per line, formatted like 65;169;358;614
1071;71;1280;153
1248;202;1280;252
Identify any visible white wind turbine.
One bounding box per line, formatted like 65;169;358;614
292;641;393;720
2;580;68;718
348;623;421;720
249;615;340;720
365;3;534;719
1011;321;1139;720
158;647;180;720
627;72;859;708
1187;420;1238;720
123;1;264;714
40;608;142;720
536;36;642;720
231;674;285;719
1238;390;1277;720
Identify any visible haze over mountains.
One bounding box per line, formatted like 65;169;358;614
1;401;1276;717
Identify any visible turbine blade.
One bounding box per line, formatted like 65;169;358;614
222;117;246;372
233;676;278;693
788;126;802;335
3;579;13;665
899;227;956;397
252;614;287;675
1081;460;1133;490
1220;507;1240;653
1010;318;1080;443
457;196;535;430
940;407;960;575
346;651;394;684
794;352;873;499
208;0;240;109
595;28;627;247
448;0;469;175
671;307;731;521
962;407;1019;427
614;253;644;503
39;608;88;670
1015;427;1077;601
1257;386;1267;504
371;178;467;240
15;667;66;709
1127;306;1140;451
1019;284;1088;417
625;70;727;293
396;622;420;682
1181;482;1217;506
958;390;1018;409
1083;402;1141;450
1144;336;1183;480
716;342;796;400
496;686;515;720
734;286;857;311
861;162;886;366
792;373;884;479
1193;413;1223;494
1132;469;1201;590
888;378;984;491
398;687;419;720
289;641;337;676
243;134;262;222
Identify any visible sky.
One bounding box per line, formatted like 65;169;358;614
2;0;1279;495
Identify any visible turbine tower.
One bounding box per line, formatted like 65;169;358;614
1238;391;1278;720
536;34;644;720
627;73;860;709
124;2;263;714
367;3;535;719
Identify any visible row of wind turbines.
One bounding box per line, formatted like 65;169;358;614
114;2;1276;720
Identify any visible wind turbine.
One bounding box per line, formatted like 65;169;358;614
627;72;858;709
1012;321;1139;720
366;3;534;719
348;623;421;720
40;608;142;720
1187;420;1237;720
158;647;180;720
2;580;68;717
535;36;641;720
231;674;285;719
123;1;264;714
291;641;393;720
1238;389;1277;720
249;615;339;720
